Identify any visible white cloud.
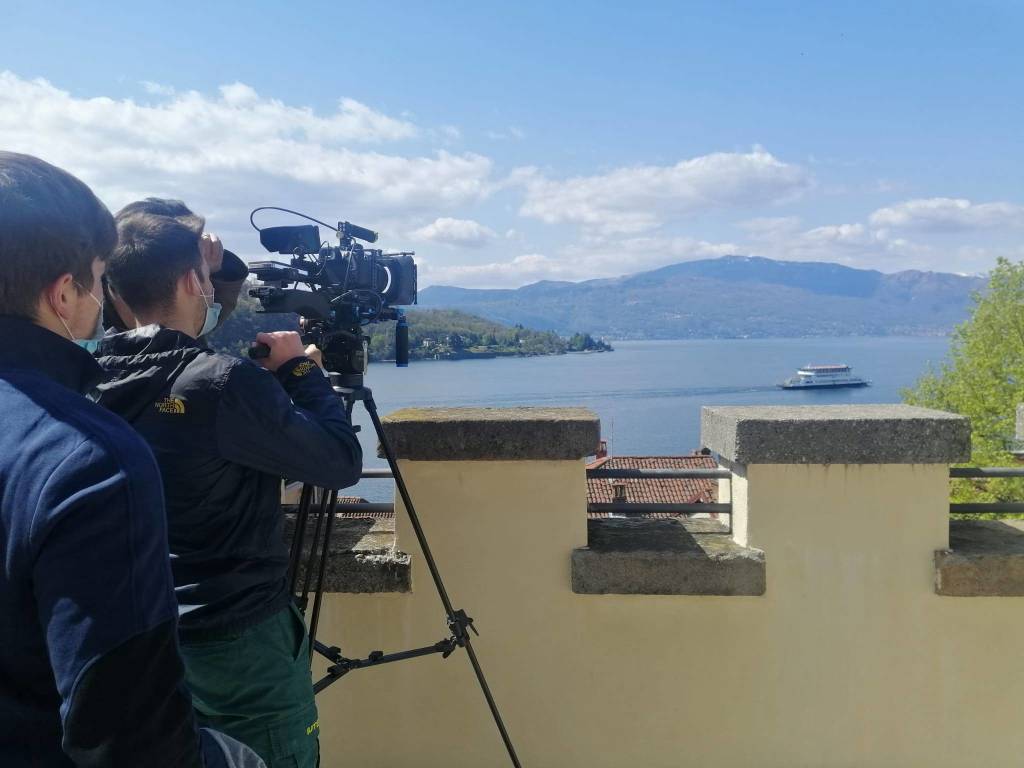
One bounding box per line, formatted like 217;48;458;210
953;245;1024;274
737;198;1024;272
738;213;934;268
424;236;741;288
518;148;811;234
0;72;495;250
869;197;1024;231
141;80;176;96
574;236;740;274
738;216;803;237
438;125;462;141
424;253;573;287
486;126;526;141
800;222;871;246
410;217;497;247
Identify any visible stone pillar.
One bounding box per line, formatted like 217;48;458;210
700;405;973;762
702;405;969;553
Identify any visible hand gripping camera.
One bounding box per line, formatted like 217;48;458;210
247;207;417;385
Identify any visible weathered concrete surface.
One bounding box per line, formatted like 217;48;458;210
936;519;1024;596
702;404;970;465
380;406;601;461
572;518;766;595
285;514;410;593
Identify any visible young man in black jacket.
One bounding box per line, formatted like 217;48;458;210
95;204;363;768
0;153;262;767
101;197;251;338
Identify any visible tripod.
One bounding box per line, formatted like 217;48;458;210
286;378;522;768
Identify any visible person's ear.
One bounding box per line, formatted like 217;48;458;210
43;273;77;321
180;269;201;298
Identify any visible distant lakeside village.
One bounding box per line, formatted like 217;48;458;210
212;299;613;363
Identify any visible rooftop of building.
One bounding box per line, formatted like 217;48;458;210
585;452;718;517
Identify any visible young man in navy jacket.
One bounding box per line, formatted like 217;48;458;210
96;204;363;768
0;153;262;766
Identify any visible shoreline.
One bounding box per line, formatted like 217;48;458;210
369;347;614;364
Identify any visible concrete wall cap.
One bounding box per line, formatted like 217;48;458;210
572;519;766;596
936;520;1024;596
380;406;600;461
285;515;411;593
701;404;970;465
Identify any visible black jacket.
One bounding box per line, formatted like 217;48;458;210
95;326;362;637
0;317;218;767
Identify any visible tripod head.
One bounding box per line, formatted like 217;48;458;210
329;371;366;392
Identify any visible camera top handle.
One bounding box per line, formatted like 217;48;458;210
250;206;378;251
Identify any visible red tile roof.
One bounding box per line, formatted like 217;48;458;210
586;455;719;518
318;457;721;521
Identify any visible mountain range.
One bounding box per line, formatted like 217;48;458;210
417;255;985;338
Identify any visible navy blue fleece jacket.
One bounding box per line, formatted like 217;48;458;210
0;316;229;767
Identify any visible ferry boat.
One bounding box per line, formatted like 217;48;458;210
779;364;870;389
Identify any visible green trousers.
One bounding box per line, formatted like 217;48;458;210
180;604;320;768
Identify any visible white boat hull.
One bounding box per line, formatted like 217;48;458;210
779;379;870;389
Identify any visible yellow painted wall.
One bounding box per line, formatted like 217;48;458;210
313;460;1024;767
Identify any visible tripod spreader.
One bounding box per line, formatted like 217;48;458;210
312;607;477;694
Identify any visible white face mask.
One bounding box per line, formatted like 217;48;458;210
193;271;222;338
52;282;104;352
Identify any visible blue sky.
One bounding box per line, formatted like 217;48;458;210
1;0;1021;285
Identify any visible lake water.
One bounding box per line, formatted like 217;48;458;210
348;336;951;501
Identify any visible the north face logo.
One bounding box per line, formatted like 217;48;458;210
155;397;186;414
292;360;317;377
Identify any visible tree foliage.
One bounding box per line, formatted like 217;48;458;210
902;258;1024;505
365;309;612;361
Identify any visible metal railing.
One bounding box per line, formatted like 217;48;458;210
585;467;733;529
293;464;1024;522
284;469;397;516
360;468;395;479
949;466;1024;515
344;469;396;514
313;467;736;521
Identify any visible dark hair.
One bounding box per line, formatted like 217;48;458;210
107;212;202;314
0;152;116;318
115;198;205;236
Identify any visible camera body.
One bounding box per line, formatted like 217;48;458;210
248;219;416;381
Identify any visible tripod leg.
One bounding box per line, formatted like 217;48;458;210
287;484;314;596
308;489;338;655
462;637;521;767
299;490;331;613
361;390;523;768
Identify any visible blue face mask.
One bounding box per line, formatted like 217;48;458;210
199;301;222;338
194;271;222;338
54;282;104;353
78;336;104;354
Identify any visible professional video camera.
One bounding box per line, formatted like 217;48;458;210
247;207;417;383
